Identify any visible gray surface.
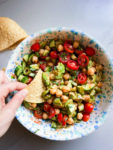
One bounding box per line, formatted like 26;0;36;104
0;0;113;149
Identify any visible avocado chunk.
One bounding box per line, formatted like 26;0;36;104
42;72;50;86
77;86;85;95
53;98;63;107
23;54;29;63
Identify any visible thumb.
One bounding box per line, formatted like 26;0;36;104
5;89;28;119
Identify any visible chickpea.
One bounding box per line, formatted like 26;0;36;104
45;45;50;51
67;117;74;125
87;67;96;76
50;88;57;95
47;98;53;104
73;41;79;48
82;68;87;73
30;103;37;108
83;95;90;101
97;82;103;88
42;112;48;120
48;62;54;67
63;73;70;80
96;64;103;71
64;80;69;85
57;44;64;52
32;56;38;63
56;89;63;97
49;73;55;80
62;86;71;93
61;95;68;103
77;113;83;120
55;108;60;115
71;87;76;92
39;49;45;55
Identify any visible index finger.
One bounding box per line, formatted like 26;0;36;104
0;82;27;98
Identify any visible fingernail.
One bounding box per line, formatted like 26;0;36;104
21;89;28;97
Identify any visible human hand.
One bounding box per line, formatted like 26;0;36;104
0;71;28;137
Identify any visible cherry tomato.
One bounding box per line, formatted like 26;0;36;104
82;113;90;122
49;107;56;119
34;110;42;119
44;102;51;112
84;103;94;113
50;51;58;59
75;49;84;55
40;63;46;71
85;47;95;56
64;41;74;53
78;73;87;84
77;53;89;67
27;77;33;84
67;60;79;70
57;113;63;124
31;43;40;52
59;52;70;64
62;115;68;126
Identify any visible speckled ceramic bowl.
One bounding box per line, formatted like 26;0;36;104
6;27;113;141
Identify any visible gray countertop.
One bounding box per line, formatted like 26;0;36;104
0;0;113;149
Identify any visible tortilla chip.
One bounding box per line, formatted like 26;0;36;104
0;17;28;51
24;69;44;103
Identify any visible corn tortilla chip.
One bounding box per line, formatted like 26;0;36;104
24;69;44;103
0;17;28;51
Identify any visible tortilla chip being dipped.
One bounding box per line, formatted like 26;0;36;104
24;69;44;103
0;17;28;51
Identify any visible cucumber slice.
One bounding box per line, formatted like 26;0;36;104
23;67;31;75
15;65;23;77
30;64;39;71
23;54;29;62
29;72;36;77
49;40;56;48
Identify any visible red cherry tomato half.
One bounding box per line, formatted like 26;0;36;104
44;102;51;112
27;77;33;84
77;53;89;67
62;115;68;126
31;43;40;52
82;113;90;122
78;73;87;84
57;113;63;124
40;63;46;71
84;103;94;113
49;107;56;119
50;51;58;59
67;60;79;70
85;47;95;56
64;41;74;53
59;52;70;64
75;49;84;55
34;110;42;119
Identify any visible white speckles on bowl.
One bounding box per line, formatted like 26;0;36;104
6;27;113;141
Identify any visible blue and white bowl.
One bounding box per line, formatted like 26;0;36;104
6;27;113;141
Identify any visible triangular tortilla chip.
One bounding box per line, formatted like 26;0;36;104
0;17;28;51
24;69;44;103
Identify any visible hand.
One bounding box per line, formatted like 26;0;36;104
0;71;28;137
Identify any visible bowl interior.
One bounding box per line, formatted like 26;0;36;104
6;28;113;140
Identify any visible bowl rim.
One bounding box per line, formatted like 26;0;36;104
6;27;113;141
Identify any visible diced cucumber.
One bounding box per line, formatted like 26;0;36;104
51;116;57;121
43;50;49;56
78;103;84;111
18;74;25;81
23;54;29;62
45;66;52;72
82;83;95;91
66;103;76;116
90;89;96;96
49;40;56;48
51;121;57;129
18;74;29;83
21;61;26;70
40;41;47;48
65;99;73;107
15;65;23;77
29;72;36;77
28;53;35;64
23;67;31;75
77;86;84;95
30;64;39;71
